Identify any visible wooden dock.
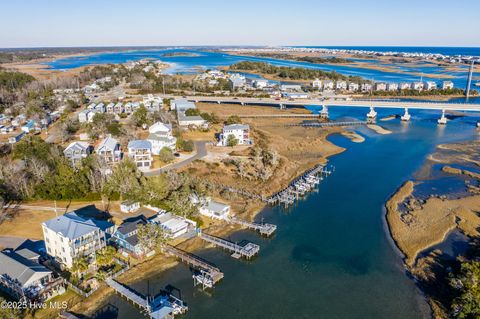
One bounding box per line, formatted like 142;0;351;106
106;278;150;313
199;232;260;260
267;164;331;206
162;245;224;284
229;217;277;237
105;278;188;319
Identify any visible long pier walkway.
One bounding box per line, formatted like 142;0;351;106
162;245;224;284
105;278;150;313
228;217;277;237
198;232;260;259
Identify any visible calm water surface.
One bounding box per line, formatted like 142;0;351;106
45;48;477;87
94;107;480;319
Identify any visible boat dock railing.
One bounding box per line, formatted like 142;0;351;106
266;164;332;206
228;217;277;237
106;278;188;319
162;245;224;284
198;232;260;260
105;278;151;314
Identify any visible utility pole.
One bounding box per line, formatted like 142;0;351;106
465;60;475;99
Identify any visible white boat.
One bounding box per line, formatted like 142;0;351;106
438;110;447;125
366;107;377;119
475;82;480;87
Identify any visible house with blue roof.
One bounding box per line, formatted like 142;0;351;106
42;212;113;269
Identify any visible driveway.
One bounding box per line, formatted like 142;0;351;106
144;141;208;176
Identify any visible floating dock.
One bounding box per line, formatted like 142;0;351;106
105;278;188;319
162;245;224;285
198;232;260;260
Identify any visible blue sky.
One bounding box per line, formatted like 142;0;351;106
1;0;479;48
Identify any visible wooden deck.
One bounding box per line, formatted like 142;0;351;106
199;232;260;259
229;217;277;237
162;245;224;284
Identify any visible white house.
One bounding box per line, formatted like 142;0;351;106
128;140;152;169
348;82;359;92
147;122;176;154
172;100;207;127
361;83;373;92
78;109;90;123
374;83;387;91
149;212;193;239
229;73;247;89
387;83;398;91
120;201;140;213
424;81;437;90
253;79;268;89
336;81;347;90
280;84;302;92
312;79;322;89
399;82;411;90
199;199;230;220
442;81;454;90
42;213;111;268
217;124;252;146
323;81;334;90
411;82;424;91
170;99;196;112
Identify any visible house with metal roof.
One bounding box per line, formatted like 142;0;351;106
128;140;152;170
0;250;64;301
149;212;194;239
199;199;231;220
42;213;110;268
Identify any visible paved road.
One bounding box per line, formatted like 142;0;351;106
169;95;480;112
144;141;208;176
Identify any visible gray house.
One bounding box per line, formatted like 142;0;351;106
0;250;64;301
63;141;92;167
97;136;121;165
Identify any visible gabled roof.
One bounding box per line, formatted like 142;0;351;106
149;122;172;134
64;141;90;153
42;212;100;240
117;216;147;236
97;136;119;152
0;251;51;287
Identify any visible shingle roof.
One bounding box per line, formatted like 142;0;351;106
42;213;100;240
0;251;51;287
